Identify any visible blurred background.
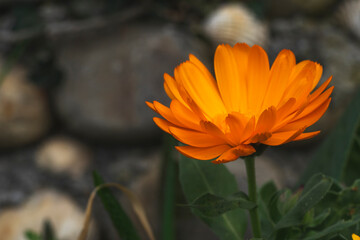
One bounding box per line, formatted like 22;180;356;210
0;0;359;239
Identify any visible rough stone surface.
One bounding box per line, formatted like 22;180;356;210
0;190;97;240
0;65;50;148
55;24;209;142
36;136;91;178
0;145;162;240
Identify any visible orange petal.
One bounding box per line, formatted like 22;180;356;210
279;98;331;132
189;54;215;85
242;116;256;142
146;101;157;112
212;144;256;164
170;100;202;131
282;126;307;144
278;61;314;102
352;234;360;240
282;62;315;104
183;97;207;121
288;60;313;83
255;106;277;133
262;127;305;146
225;113;246;144
293;131;320;141
263;49;296;108
309;76;332;102
200;120;224;136
247;45;270;113
164;80;175;100
247;132;272;144
214;44;242;112
170;127;225;147
311;63;323;90
233;43;251;112
153;101;181;125
175;145;231;160
276;98;296;121
175;61;227;118
153;117;173;134
164;73;186;105
297;86;333;119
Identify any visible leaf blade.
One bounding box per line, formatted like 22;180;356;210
189;192;256;217
275;175;332;229
92;172;140;240
179;156;247;240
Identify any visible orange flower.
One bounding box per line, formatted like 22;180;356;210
353;234;360;240
146;43;333;163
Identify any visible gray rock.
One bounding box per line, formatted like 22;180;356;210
36;136;91;178
0;144;163;240
55;24;209;142
0;189;97;240
0;65;50;148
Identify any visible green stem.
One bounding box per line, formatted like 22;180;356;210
245;156;262;238
161;135;177;240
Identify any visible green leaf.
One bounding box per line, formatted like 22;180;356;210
179;156;247;240
188;192;256;217
275;175;332;229
299;91;360;185
302;215;360;240
268;190;285;223
92;172;140;240
258;182;278;237
308;208;331;228
25;231;42;240
259;181;278;206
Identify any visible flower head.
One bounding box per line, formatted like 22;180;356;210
353;234;360;240
146;43;333;164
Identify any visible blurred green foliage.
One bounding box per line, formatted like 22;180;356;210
24;220;57;240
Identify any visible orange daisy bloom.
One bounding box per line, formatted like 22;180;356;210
353;234;360;240
146;43;333;164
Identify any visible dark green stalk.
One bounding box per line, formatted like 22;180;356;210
245;155;262;238
161;135;177;240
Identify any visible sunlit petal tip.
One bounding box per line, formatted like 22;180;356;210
249;132;272;144
234;42;250;47
153;117;172;134
293;130;321;141
251;44;267;53
145;101;157;112
188;54;200;63
211;144;256;164
283;126;307;144
352;234;360;240
163;72;171;79
169;127;226;148
200;120;223;134
175;145;231;160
